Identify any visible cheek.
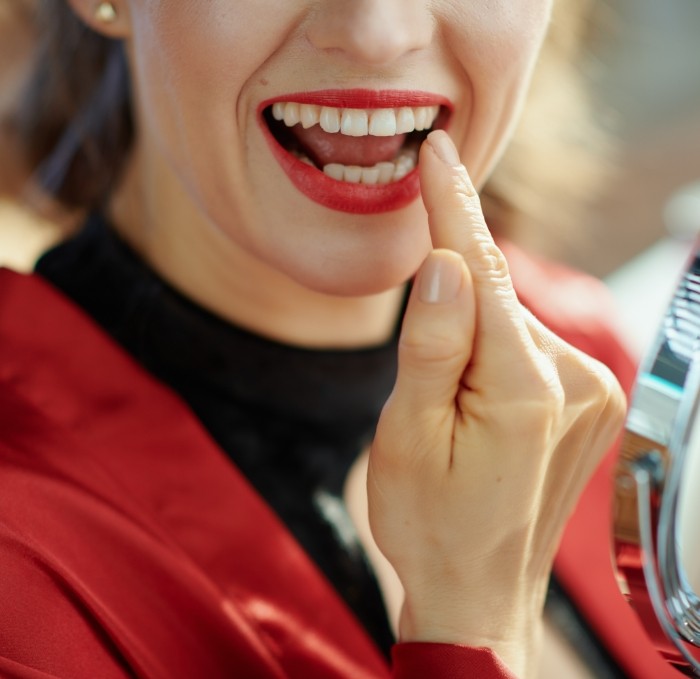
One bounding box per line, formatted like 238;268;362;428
442;0;552;180
446;0;552;90
130;0;296;98
126;1;299;208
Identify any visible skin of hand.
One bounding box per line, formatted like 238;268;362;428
367;130;627;677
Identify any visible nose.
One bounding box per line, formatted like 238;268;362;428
306;0;433;66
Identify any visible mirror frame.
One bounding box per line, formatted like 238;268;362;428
614;244;700;676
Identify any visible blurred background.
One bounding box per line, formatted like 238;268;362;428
581;0;700;355
576;0;700;276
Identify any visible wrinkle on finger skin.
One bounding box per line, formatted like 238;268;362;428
460;237;512;286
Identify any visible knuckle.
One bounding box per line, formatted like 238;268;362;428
430;176;514;289
570;356;627;424
438;166;480;208
524;354;567;408
595;364;627;420
585;359;619;402
542;379;567;414
462;237;510;283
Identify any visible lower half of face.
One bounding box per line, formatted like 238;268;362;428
126;0;551;296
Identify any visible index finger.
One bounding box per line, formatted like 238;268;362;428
419;130;538;384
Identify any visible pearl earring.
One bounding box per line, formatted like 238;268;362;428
95;1;117;23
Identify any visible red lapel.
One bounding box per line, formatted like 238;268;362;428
0;268;388;679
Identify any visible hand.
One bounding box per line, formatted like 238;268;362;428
367;131;626;676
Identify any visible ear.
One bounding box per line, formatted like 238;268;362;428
65;0;131;39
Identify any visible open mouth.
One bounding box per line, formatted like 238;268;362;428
258;90;451;214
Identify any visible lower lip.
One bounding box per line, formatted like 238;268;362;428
259;118;420;215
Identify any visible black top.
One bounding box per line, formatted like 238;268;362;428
36;213;398;656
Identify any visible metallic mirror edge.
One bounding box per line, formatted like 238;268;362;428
613;243;700;676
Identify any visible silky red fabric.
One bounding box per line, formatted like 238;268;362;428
392;645;515;678
0;244;674;678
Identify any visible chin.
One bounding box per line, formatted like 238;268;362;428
280;237;429;298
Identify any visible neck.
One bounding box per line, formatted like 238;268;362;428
108;150;406;350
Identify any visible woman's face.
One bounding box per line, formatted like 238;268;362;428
120;0;552;296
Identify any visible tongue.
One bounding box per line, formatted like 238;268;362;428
290;125;407;167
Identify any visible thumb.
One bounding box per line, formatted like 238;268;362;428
390;248;475;417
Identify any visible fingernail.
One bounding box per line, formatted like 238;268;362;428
419;252;462;304
427;130;461;167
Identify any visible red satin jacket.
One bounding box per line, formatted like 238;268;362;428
0;246;679;678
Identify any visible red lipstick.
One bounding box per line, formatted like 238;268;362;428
258;89;452;215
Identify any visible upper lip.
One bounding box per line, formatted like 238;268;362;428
258;89;454;113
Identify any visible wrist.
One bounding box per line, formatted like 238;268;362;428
398;581;546;678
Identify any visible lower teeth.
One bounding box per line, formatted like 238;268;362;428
292;149;418;184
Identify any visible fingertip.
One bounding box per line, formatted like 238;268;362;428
423;132;476;195
426;130;462;167
419;133;478;210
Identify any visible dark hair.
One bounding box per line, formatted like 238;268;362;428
20;1;132;209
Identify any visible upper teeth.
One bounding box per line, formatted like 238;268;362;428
271;102;440;137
